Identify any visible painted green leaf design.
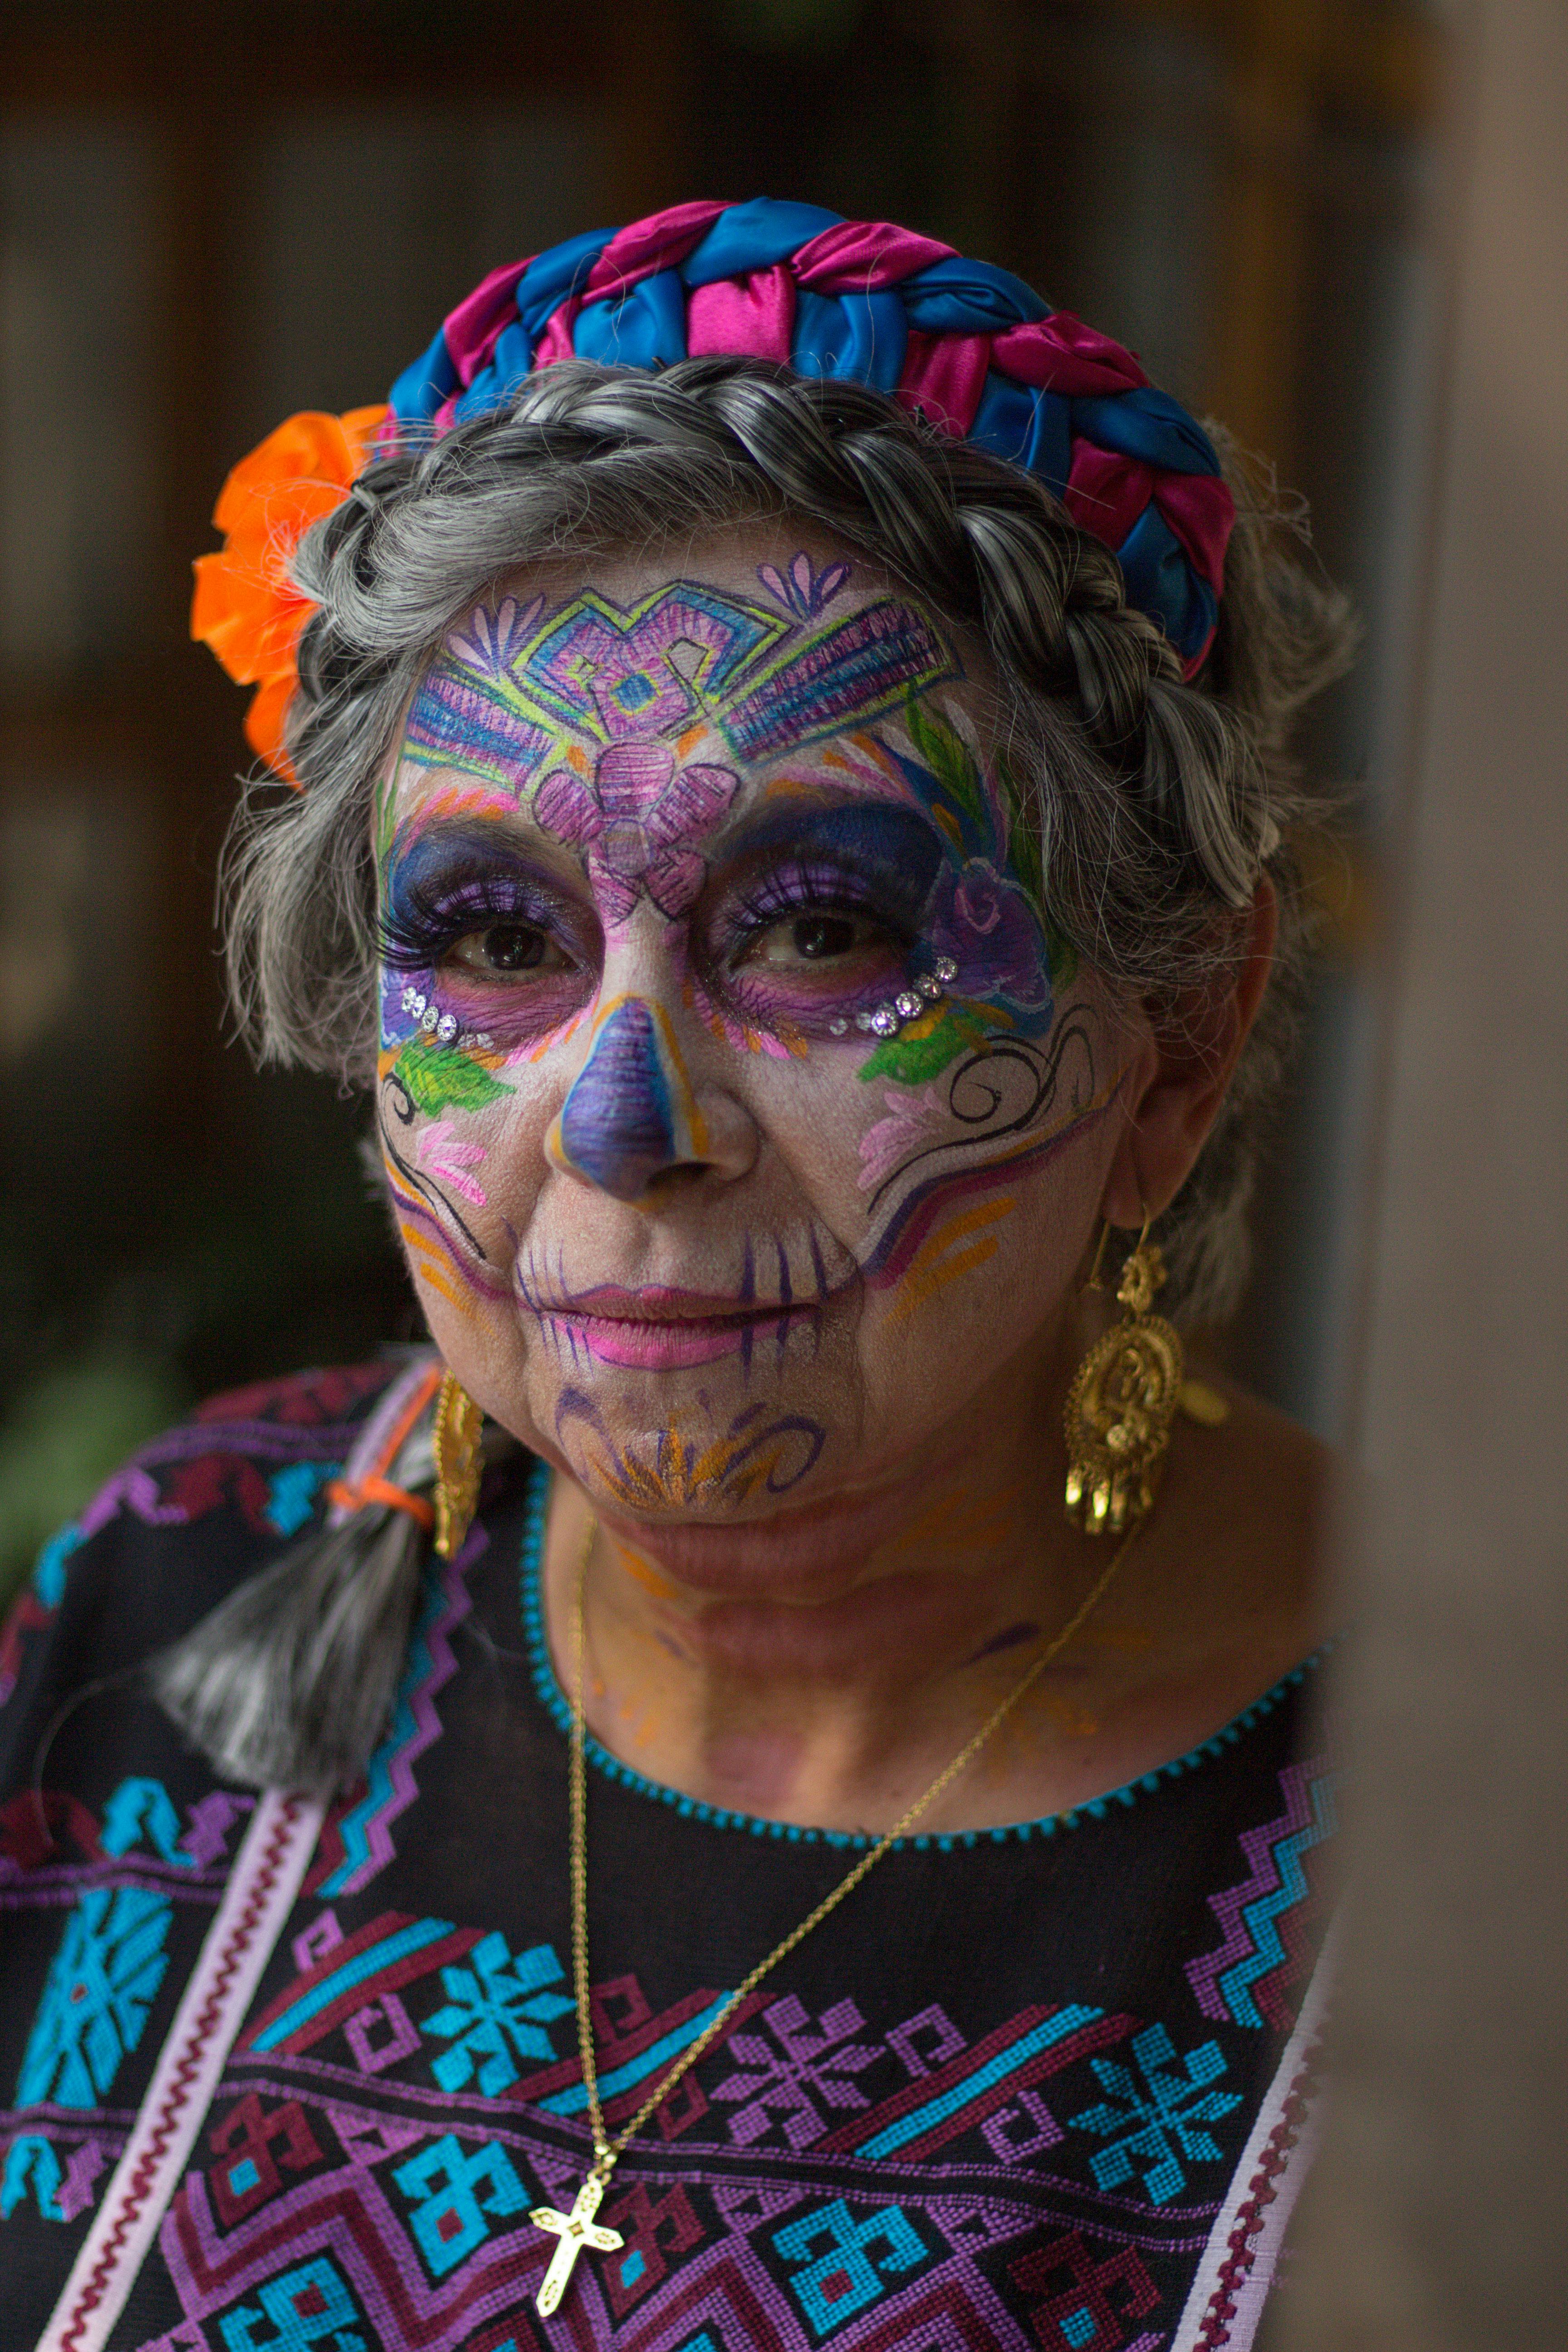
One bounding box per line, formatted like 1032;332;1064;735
905;694;989;834
859;1002;993;1086
375;773;399;867
392;1035;513;1117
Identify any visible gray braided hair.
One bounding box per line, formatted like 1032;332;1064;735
223;356;1352;1323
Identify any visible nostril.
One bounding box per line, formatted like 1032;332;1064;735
639;1161;709;1198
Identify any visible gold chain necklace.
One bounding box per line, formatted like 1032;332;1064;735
527;1504;1141;2318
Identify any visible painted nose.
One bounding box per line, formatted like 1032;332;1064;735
549;996;752;1203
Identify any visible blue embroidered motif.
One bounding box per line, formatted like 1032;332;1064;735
16;1885;174;2107
247;1916;456;2054
33;1523;84;1610
773;2197;927;2336
100;1777;196;1866
264;1461;338;1537
0;2134;63;2220
420;1932;574;2094
857;2002;1102;2160
218;2253;366;2350
535;1990;732;2117
392;2133;530;2277
1067;2022;1243;2204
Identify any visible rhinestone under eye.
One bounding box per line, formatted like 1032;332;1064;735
828;1017;848;1036
436;1013;459;1044
421;1004;440;1033
895;991;922;1020
934;955;958;984
917;974;943;1001
870;1006;898;1036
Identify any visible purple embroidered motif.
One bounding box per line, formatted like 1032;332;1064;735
344;1994;422;2076
710;1994;881;2151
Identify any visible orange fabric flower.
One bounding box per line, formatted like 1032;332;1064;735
191;404;389;783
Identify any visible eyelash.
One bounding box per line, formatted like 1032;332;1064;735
378;877;568;970
721;858;919;959
378;853;921;975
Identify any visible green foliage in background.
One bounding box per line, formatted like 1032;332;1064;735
0;1356;186;1615
0;1078;414;1626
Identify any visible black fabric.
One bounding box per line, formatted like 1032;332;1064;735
0;1362;1335;2351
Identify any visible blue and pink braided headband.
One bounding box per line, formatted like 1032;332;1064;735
387;198;1233;677
194;199;1234;783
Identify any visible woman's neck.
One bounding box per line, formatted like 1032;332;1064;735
535;1354;1334;1837
537;1340;1130;1833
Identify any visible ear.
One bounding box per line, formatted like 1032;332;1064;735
1100;877;1279;1227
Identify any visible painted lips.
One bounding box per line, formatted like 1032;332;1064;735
527;1285;820;1369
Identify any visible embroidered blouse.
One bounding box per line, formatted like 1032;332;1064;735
0;1358;1336;2352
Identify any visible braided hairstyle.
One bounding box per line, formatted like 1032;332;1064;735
223;221;1351;1326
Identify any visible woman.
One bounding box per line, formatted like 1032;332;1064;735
0;201;1346;2351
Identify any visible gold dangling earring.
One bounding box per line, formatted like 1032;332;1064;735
1063;1209;1185;1536
432;1369;485;1560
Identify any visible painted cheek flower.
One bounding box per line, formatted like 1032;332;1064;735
858;1085;947;1192
931;859;1054;1011
190;405;388;783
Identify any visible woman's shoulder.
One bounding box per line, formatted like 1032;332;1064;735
0;1355;421;1774
1183;1374;1336;1539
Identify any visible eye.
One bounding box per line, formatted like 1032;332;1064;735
446;921;575;976
738;908;896;970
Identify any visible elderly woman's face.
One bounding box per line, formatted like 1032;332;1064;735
375;531;1128;1527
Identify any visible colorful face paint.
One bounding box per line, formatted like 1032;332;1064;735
535;745;739;924
402;577;952;802
550;995;707;1201
517;1220;848;1375
375;533;1128;1530
555;1387;827;1510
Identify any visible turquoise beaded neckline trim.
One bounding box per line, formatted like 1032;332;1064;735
517;1452;1329;1856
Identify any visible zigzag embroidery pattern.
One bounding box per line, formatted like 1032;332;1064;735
45;1794;316;2352
1185;1757;1337;2031
312;1536;477;1900
1191;2038;1324;2350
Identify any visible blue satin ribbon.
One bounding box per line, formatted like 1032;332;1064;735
384;198;1224;667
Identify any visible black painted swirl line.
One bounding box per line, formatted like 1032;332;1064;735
377;1081;491;1264
866;1014;1096;1215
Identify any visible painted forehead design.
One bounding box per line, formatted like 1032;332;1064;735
402;575;958;795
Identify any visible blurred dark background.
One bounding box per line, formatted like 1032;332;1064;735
0;0;1445;1597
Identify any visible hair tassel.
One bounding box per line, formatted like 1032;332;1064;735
152;1400;440;1797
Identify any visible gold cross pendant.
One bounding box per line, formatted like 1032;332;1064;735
530;2173;625;2316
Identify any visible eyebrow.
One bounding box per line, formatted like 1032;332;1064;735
710;797;945;904
383;812;585;893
